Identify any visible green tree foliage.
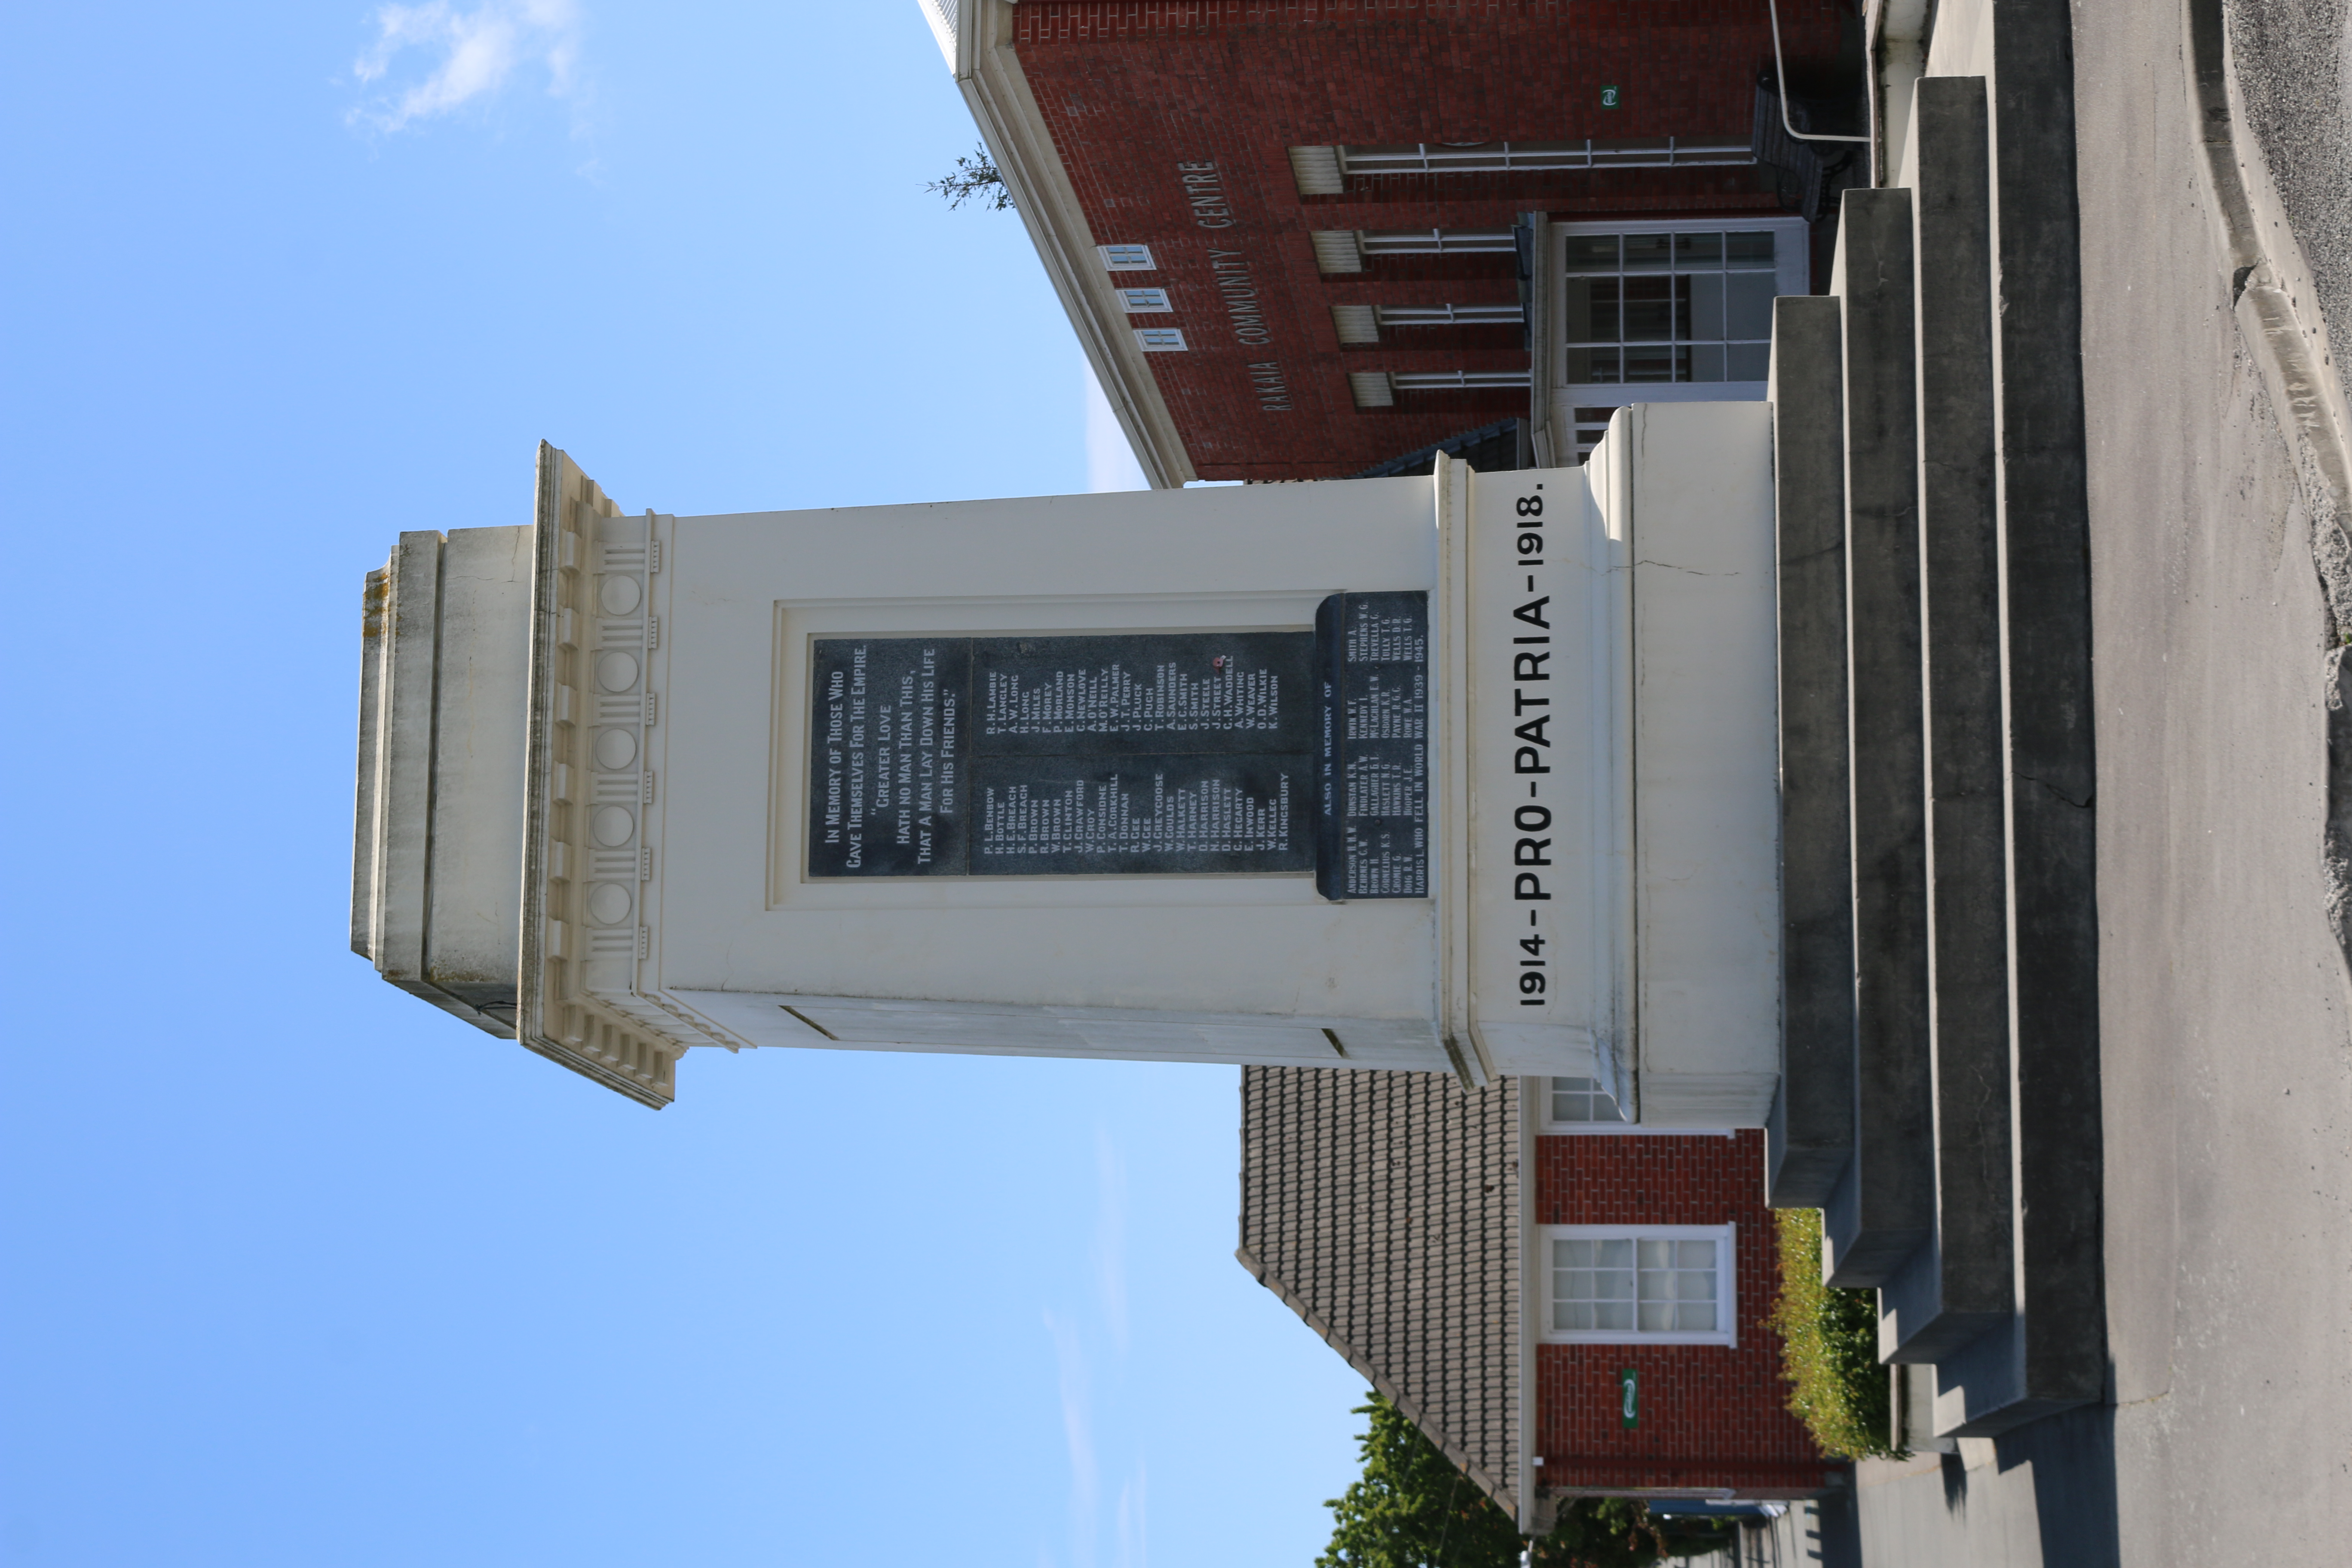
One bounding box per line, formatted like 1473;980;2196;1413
1766;1209;1906;1459
925;144;1013;211
1316;1394;1735;1568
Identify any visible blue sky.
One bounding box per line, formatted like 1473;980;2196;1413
0;4;1361;1564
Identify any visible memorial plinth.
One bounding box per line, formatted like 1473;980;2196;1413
351;404;1777;1120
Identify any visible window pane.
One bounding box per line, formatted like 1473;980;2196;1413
1561;277;1619;342
1563;1240;1593;1268
1686;273;1725;340
1623;345;1685;383
1595;1268;1633;1300
1598;1302;1634;1330
1726;231;1775;268
1567;1302;1595;1329
1675;1271;1714;1301
1622;276;1673;340
1688;343;1726;382
1677;1240;1716;1270
1598;1239;1633;1269
1637;1238;1669;1269
1623;233;1673;270
1675;232;1723;267
1563;234;1620;272
1639;1302;1672;1331
1726;343;1771;381
1565;347;1621;383
1726;273;1776;340
1677;1301;1716;1330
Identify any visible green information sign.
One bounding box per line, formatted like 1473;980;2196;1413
1617;1367;1640;1428
1599;84;1621;108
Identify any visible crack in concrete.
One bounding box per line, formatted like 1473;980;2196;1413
2018;773;2094;810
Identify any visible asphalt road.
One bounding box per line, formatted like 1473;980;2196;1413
1827;0;2352;1560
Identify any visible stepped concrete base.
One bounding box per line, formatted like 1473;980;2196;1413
1770;4;2105;1440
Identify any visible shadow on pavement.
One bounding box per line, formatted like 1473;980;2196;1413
2001;1403;2121;1567
1834;1403;2121;1565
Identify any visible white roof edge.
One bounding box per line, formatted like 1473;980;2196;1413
949;0;1194;487
916;0;957;72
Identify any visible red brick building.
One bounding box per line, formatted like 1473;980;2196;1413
1531;1118;1824;1495
1238;1068;1838;1519
929;0;1853;481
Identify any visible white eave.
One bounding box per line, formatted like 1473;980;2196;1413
926;0;1196;487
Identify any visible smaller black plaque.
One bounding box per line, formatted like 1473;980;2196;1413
1314;592;1430;900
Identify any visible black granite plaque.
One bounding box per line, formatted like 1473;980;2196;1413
973;752;1310;875
805;638;971;877
972;632;1316;755
1314;592;1430;900
807;630;1315;878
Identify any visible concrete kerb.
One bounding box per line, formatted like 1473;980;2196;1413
2183;0;2352;968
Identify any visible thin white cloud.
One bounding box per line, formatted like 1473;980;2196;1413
1044;1310;1099;1568
1113;1469;1148;1568
347;0;584;134
1093;1128;1129;1357
1084;360;1150;492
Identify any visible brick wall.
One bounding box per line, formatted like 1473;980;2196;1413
1532;1129;1839;1497
1011;0;1847;478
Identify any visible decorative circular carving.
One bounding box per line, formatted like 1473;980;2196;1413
594;727;638;771
588;882;633;926
591;805;635;847
600;575;642;616
596;651;640;692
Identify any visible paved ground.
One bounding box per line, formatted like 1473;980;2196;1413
1834;0;2352;1559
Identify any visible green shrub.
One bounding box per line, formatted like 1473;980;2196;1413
1317;1394;1736;1568
1767;1209;1906;1460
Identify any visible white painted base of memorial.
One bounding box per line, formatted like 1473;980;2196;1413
353;407;1782;1123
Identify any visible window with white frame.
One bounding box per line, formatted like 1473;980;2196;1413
1390;369;1530;390
1116;287;1173;313
1544;1225;1736;1345
1099;244;1158;271
1289;141;1754;194
1354;368;1530;407
1561;229;1778;387
1550;1075;1628;1125
1540;1074;1738;1137
1314;227;1520;276
1378;302;1524;328
1361;229;1519;256
1551;218;1809;465
1134;327;1188;352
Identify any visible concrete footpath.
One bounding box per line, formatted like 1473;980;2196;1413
1828;0;2352;1558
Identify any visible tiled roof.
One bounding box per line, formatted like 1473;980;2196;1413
1237;1067;1528;1522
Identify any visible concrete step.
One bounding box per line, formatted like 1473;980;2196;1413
1769;57;2105;1441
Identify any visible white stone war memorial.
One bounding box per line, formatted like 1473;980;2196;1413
352;405;1777;1121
